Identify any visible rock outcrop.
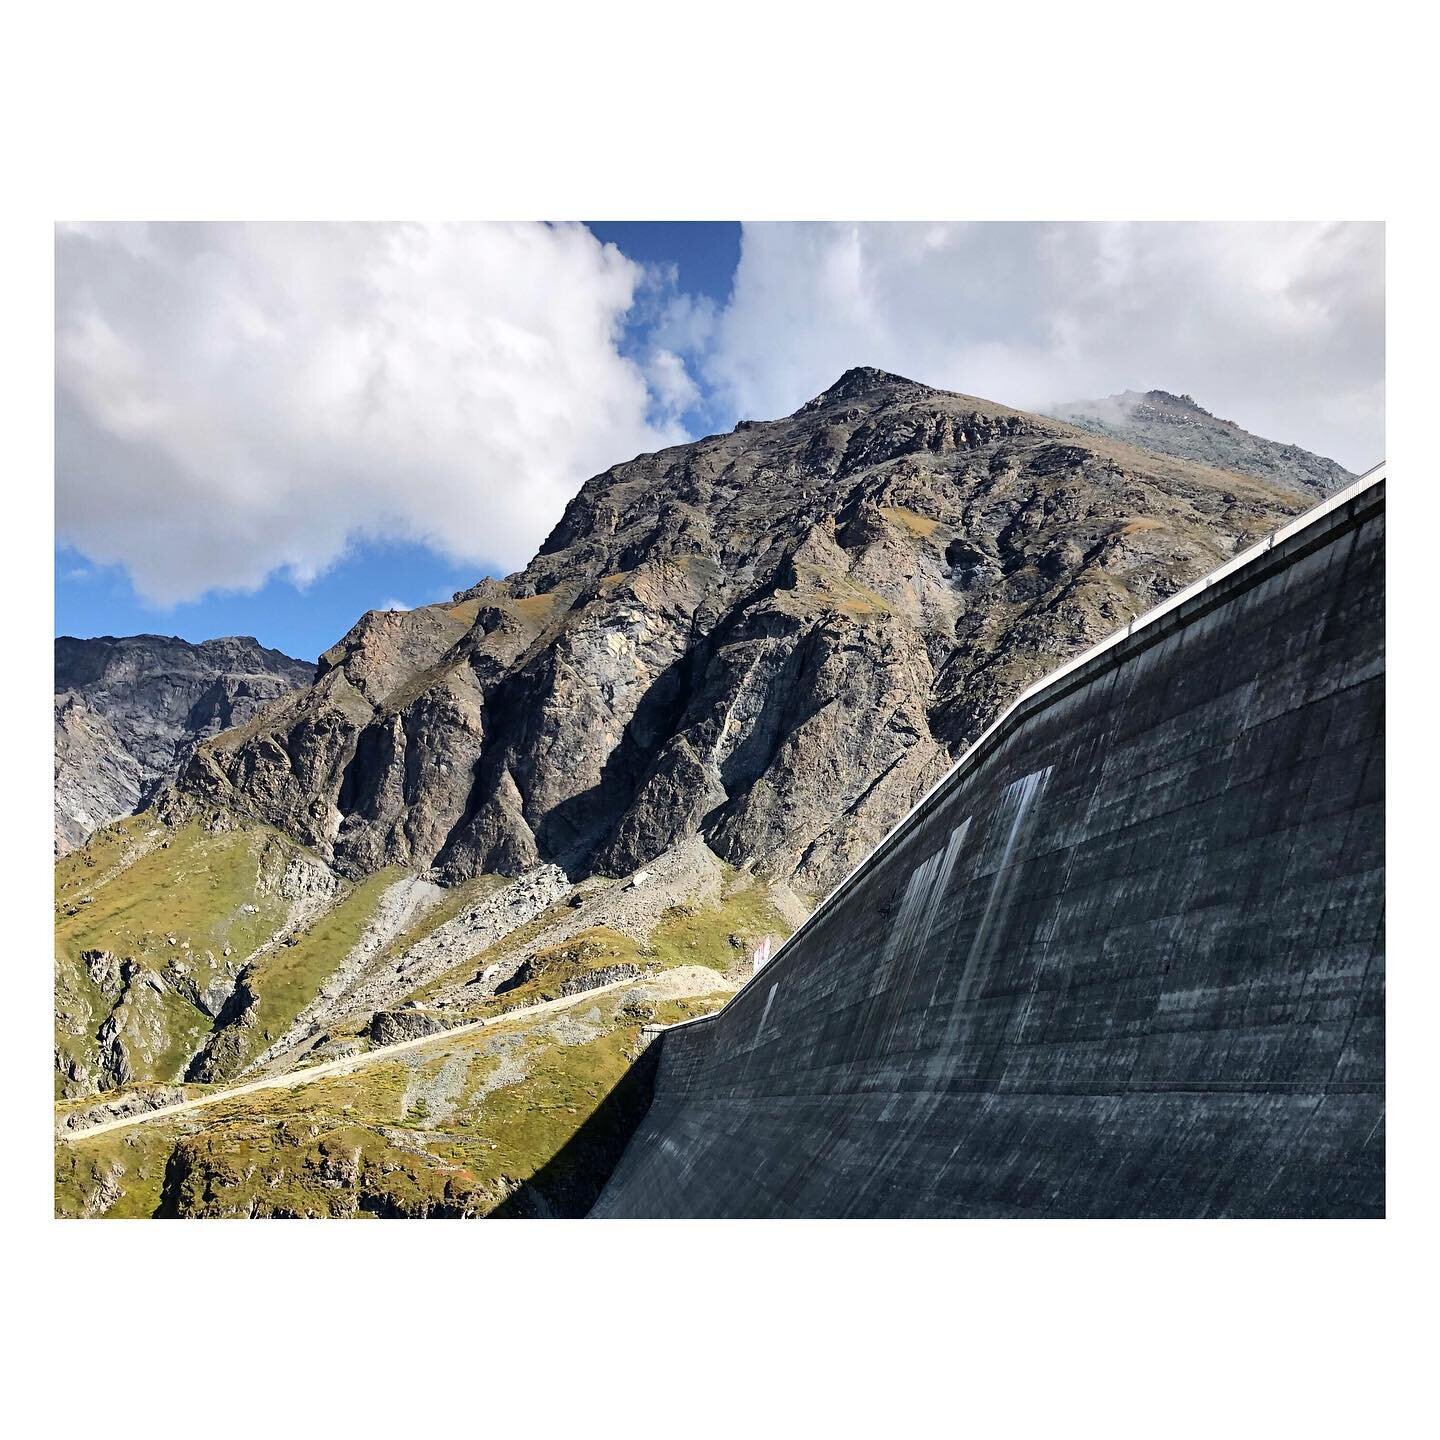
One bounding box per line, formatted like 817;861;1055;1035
1045;389;1355;499
367;1008;450;1046
164;368;1318;903
55;634;313;854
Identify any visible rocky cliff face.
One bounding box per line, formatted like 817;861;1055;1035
55;634;313;854
166;368;1312;903
1045;389;1355;499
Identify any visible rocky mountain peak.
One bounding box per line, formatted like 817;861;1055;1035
1144;389;1208;413
164;372;1312;901
1045;389;1353;499
800;366;929;410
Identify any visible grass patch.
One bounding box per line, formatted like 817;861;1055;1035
779;561;892;619
55;815;160;897
880;504;942;539
444;598;483;625
649;991;735;1026
149;985;218;1087
56;820;294;976
462;1023;637;1188
54;1125;177;1218
646;877;793;972
472;928;647;1017
233;867;404;1071
54;819;307;1094
510;592;562;624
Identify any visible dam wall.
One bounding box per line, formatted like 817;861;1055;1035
593;472;1386;1218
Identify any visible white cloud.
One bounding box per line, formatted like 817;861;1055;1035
56;222;683;605
693;222;1384;471
644;347;702;421
651;289;718;356
57;223;1386;613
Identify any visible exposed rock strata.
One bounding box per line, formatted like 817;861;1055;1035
55;634;313;854
164;368;1315;903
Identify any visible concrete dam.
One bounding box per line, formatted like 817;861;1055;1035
593;469;1385;1218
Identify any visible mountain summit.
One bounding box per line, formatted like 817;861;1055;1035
1045;388;1355;497
165;368;1309;900
798;366;931;409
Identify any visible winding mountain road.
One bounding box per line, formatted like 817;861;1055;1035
58;977;653;1143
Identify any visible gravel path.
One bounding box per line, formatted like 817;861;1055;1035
58;976;648;1143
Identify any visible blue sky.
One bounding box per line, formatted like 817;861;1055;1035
587;221;739;313
55;540;490;663
55;221;1384;662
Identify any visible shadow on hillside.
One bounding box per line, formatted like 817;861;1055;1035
490;1038;662;1219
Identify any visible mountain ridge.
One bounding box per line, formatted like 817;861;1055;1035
54;633;314;855
163;367;1310;899
1044;387;1355;497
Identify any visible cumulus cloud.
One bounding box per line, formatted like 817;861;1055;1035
56;222;682;605
693;222;1384;471
57;222;1384;612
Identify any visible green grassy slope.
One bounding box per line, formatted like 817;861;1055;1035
56;984;731;1218
54;819;297;1095
195;866;403;1083
55;819;798;1216
54;818;405;1096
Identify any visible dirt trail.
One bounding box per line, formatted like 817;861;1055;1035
59;975;670;1143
